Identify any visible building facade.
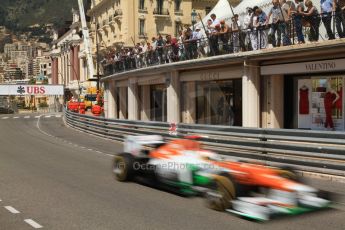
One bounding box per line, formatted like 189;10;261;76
87;0;219;52
50;9;94;98
102;39;345;131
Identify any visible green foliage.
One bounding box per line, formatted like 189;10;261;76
42;78;48;84
0;0;82;32
38;101;48;108
29;78;36;84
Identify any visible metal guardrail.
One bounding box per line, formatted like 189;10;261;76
64;110;345;177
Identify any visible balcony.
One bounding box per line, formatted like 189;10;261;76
138;7;148;13
153;8;169;17
138;33;147;39
174;9;183;15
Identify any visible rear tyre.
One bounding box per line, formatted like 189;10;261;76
205;174;236;211
113;153;136;182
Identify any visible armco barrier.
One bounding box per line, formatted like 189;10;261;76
64;110;345;177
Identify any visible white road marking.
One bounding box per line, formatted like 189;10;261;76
106;154;114;157
13;117;19;119
24;219;43;229
45;115;51;118
24;116;30;119
96;150;103;154
35;116;40;118
4;206;20;214
1;117;9;119
55;115;62;118
87;149;93;151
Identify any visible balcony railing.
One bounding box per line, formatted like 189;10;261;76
138;7;148;13
153;8;169;16
174;9;183;15
102;11;345;77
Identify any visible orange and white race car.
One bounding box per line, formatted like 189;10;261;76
113;135;332;221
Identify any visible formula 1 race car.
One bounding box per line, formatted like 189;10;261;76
113;135;332;221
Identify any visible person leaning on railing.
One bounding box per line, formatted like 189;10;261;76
231;15;241;53
302;0;321;42
219;20;230;53
252;7;268;50
243;7;254;51
208;15;220;56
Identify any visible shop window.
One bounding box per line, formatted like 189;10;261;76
195;80;242;126
175;0;181;11
296;76;344;131
139;19;145;36
139;0;145;10
150;84;167;122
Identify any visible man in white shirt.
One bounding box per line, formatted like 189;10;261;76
194;27;206;58
243;7;253;51
231;15;241;53
211;13;220;28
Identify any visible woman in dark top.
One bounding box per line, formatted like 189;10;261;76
303;0;321;42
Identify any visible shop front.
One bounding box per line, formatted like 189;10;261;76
180;66;243;126
262;58;345;131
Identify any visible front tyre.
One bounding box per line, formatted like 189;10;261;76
205;175;236;211
113;153;136;182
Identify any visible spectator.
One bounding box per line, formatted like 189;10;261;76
250;6;259;50
303;0;321;42
208;17;220;55
177;30;186;60
243;7;254;51
253;7;268;49
156;35;165;64
321;0;335;40
231;15;241;53
151;37;158;64
334;0;345;38
219;20;230;53
211;13;220;27
293;0;305;44
266;0;291;47
281;0;296;18
194;26;207;58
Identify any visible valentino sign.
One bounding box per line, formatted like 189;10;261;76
305;62;336;71
261;58;345;75
0;85;64;96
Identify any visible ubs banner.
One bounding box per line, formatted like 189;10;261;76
0;85;64;96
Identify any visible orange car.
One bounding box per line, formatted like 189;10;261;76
113;135;332;221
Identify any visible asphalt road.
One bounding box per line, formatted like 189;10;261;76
0;113;344;230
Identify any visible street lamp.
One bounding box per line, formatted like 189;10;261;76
191;9;197;30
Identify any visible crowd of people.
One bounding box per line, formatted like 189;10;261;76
102;0;345;75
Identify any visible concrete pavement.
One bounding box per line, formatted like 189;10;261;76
0;114;344;230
